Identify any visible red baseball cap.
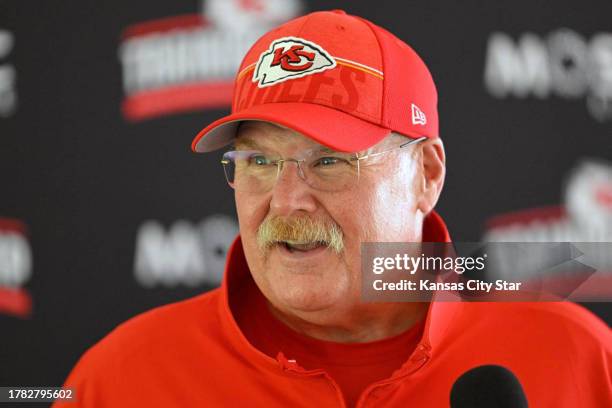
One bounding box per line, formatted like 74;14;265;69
191;10;438;153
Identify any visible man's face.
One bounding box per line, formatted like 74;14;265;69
234;121;426;324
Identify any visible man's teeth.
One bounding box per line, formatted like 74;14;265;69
283;241;324;251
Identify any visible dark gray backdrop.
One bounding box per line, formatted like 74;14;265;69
1;0;610;388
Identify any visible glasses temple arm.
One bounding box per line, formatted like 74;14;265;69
354;136;428;161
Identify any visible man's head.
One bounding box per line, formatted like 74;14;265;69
192;10;445;337
229;121;444;327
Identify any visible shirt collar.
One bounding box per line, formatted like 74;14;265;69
217;210;456;374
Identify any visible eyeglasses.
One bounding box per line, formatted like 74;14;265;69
220;136;427;193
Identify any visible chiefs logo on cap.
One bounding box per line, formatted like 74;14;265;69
252;37;336;88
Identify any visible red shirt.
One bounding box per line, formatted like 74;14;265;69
238;282;425;407
54;211;612;407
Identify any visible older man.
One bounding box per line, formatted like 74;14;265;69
56;10;611;408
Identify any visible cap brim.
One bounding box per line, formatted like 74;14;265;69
191;102;394;153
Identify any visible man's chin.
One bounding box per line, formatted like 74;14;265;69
264;265;351;313
271;287;344;315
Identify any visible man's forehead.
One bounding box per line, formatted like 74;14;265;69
234;121;402;154
235;121;330;151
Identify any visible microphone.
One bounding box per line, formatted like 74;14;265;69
450;365;528;408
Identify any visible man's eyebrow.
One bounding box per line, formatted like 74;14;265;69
319;146;364;155
233;137;344;154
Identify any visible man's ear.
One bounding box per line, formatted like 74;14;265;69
416;138;446;214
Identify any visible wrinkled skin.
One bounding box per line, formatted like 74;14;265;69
234;121;446;342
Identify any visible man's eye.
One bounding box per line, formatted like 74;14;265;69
314;156;349;167
249;155;270;166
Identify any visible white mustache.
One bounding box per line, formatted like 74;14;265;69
257;215;344;255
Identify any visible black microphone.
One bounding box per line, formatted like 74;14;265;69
450;365;528;408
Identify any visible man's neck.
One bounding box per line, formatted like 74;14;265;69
266;301;429;343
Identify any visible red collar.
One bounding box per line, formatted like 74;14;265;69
217;210;457;376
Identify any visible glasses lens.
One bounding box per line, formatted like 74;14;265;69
304;151;359;192
221;153;236;187
222;151;278;192
221;150;360;193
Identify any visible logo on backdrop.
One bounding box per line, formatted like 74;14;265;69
0;218;32;318
0;29;17;118
484;159;612;242
484;29;612;122
118;0;302;121
133;214;238;288
483;160;612;297
253;37;336;87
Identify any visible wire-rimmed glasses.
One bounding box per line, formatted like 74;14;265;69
220;136;427;193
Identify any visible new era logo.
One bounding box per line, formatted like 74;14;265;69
411;103;427;125
253;37;336;88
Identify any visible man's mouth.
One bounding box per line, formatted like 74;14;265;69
280;240;327;253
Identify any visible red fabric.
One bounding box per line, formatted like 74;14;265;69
53;211;612;407
192;10;438;153
193;101;391;153
239;285;424;407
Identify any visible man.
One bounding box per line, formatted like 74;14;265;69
56;10;611;407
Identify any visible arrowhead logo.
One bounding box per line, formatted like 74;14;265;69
253;37;336;88
411;103;427;126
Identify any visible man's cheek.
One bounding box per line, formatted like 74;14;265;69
342;207;377;242
236;195;268;231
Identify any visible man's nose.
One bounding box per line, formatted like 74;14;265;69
269;161;317;216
